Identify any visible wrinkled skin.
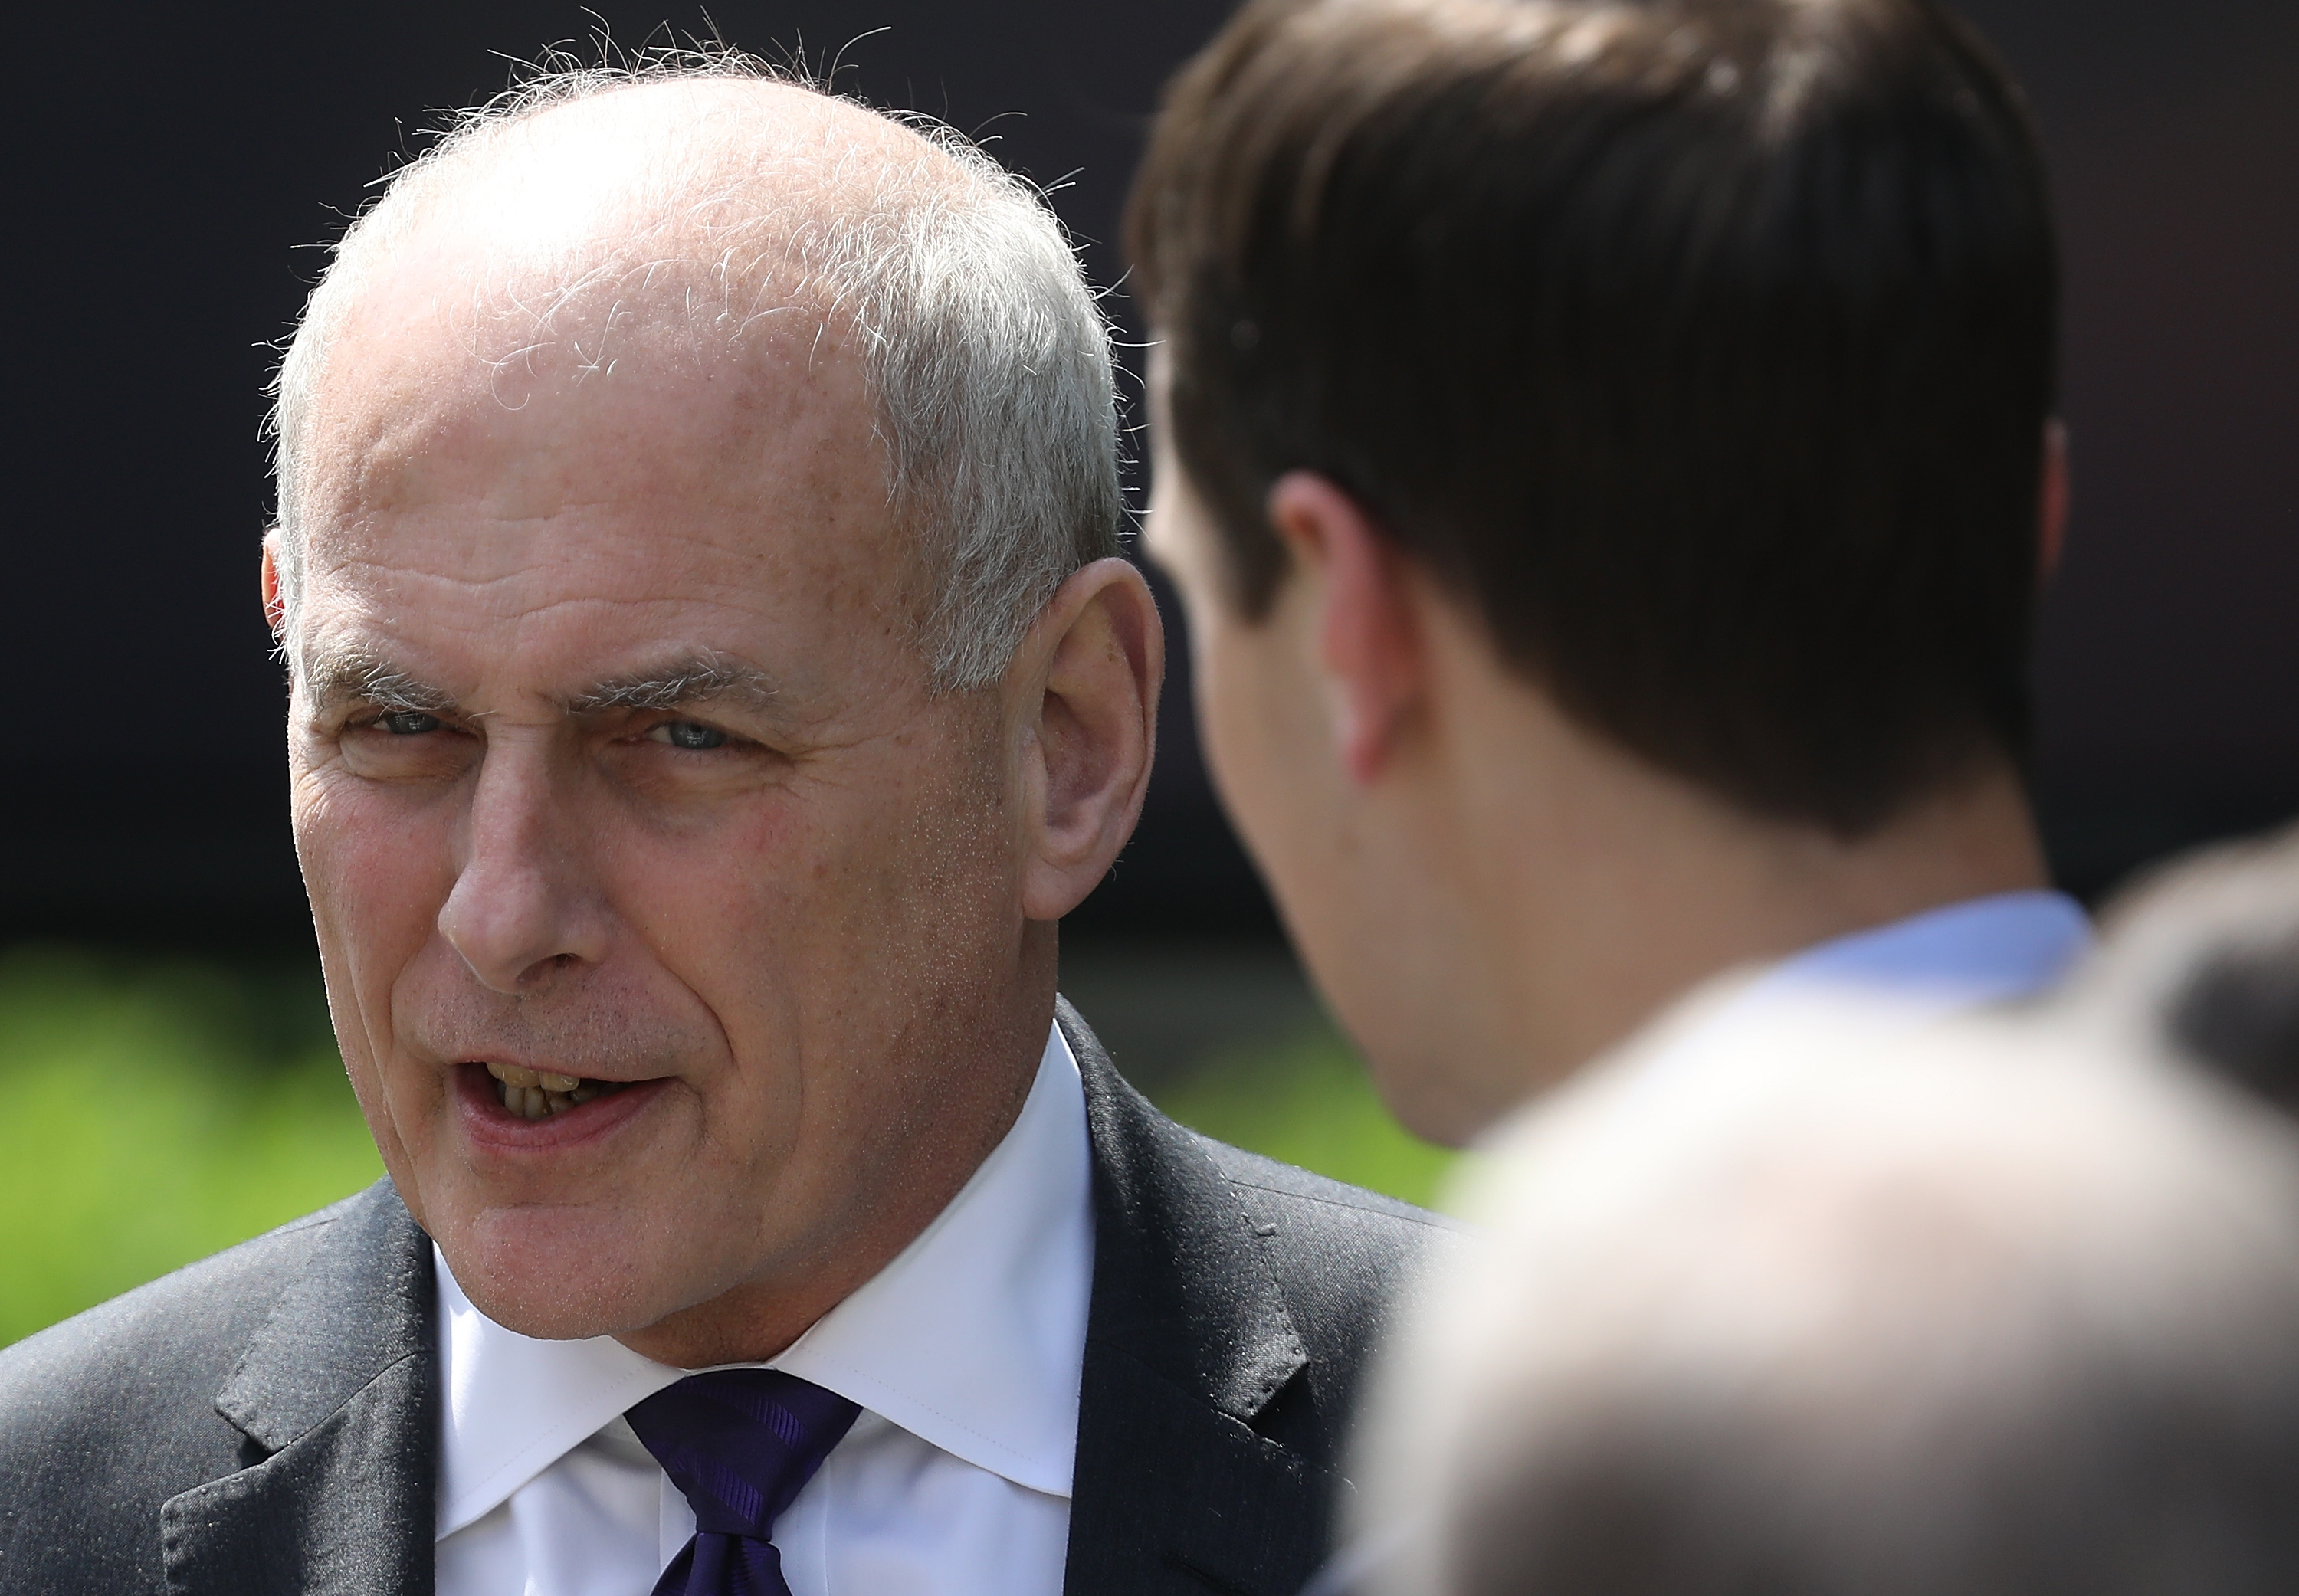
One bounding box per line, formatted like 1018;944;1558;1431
278;160;1159;1363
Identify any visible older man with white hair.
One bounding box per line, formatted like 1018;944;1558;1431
0;61;1443;1596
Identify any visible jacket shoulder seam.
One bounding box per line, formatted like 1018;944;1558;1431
1218;1173;1449;1228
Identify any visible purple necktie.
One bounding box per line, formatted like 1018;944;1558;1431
625;1368;862;1596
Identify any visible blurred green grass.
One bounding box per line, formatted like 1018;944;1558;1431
1150;1030;1458;1210
0;947;1448;1348
0;947;382;1347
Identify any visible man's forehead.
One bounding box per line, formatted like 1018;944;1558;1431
288;393;917;713
297;225;893;575
287;335;926;720
308;320;866;528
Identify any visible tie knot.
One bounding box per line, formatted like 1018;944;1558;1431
627;1369;861;1540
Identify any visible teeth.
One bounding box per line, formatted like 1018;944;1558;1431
480;1061;619;1118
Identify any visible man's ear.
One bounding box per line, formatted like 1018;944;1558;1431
1018;557;1165;922
261;531;288;641
2039;418;2070;581
1265;471;1425;785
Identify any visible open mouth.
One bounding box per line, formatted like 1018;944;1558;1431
480;1060;632;1121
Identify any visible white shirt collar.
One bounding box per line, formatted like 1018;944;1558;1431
434;1021;1094;1537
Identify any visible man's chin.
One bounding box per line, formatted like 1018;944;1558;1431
439;1204;699;1342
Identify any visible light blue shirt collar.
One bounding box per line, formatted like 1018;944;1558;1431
1746;888;2092;1011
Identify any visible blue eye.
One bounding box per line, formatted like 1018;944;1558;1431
653;721;727;751
380;711;443;736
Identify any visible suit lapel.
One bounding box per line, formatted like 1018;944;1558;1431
1061;999;1336;1596
163;1180;437;1596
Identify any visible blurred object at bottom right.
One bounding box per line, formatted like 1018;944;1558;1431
1350;821;2299;1596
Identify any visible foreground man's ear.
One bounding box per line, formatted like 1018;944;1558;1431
1018;556;1165;921
1265;470;1428;786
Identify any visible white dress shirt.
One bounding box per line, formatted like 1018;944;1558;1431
434;1022;1094;1596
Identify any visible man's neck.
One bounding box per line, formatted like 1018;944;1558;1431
1421;667;2049;1121
1517;772;2044;1079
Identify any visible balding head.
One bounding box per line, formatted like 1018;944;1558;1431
274;64;1121;689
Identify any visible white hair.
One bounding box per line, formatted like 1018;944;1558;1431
268;54;1124;690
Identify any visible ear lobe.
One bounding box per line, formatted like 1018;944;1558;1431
1018;558;1166;922
1265;471;1425;785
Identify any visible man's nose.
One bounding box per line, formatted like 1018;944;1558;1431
436;741;614;994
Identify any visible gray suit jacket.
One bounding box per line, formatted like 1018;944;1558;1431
0;1000;1445;1595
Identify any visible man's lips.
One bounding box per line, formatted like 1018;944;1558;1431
453;1061;670;1148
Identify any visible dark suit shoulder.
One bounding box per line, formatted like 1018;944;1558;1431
0;1193;363;1590
1;1190;357;1411
1195;1131;1451;1230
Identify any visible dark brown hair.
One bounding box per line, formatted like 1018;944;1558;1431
1127;0;2058;834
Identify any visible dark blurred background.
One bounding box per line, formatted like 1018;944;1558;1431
4;0;2294;952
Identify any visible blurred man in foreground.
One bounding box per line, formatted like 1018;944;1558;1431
1353;977;2299;1594
1130;0;2082;1144
0;62;1441;1596
2067;822;2299;1116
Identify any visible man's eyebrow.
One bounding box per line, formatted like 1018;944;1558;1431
301;643;457;714
563;653;782;716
